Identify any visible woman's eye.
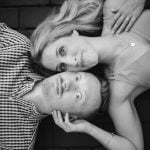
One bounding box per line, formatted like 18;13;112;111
59;63;66;72
76;92;82;100
75;74;81;81
59;46;66;56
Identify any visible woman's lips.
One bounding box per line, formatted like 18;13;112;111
56;76;62;96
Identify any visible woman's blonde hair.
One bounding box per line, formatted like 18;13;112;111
31;0;103;64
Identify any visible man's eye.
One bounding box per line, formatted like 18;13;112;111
59;46;66;56
76;92;82;100
75;74;81;81
59;63;66;72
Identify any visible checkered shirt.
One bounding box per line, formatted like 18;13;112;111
0;23;46;150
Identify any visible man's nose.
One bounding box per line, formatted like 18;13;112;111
62;80;76;91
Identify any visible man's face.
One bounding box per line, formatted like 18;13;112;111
41;72;101;116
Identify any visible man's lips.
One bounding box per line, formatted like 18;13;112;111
56;76;63;96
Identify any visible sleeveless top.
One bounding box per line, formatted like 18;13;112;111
105;10;150;88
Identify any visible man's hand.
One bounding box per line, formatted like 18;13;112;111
110;0;145;34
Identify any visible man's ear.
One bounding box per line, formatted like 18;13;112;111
72;30;79;37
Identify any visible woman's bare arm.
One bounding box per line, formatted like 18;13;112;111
108;81;144;150
52;104;143;150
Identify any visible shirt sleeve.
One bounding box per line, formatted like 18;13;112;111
0;23;31;49
0;143;11;150
0;23;8;31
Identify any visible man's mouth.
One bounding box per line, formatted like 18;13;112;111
56;76;63;96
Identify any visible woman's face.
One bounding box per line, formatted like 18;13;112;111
41;32;99;72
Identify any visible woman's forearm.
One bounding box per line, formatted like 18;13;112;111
86;123;138;150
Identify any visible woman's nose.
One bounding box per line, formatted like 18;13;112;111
63;57;78;67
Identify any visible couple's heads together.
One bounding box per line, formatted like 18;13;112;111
31;0;108;119
38;72;109;119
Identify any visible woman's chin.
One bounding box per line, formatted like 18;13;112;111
82;51;98;68
84;58;98;68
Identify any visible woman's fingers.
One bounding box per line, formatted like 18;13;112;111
112;15;126;34
57;111;70;132
110;10;121;28
52;110;70;132
125;16;136;32
117;16;131;33
110;0;145;34
52;110;59;124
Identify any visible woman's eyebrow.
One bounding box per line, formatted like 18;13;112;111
56;64;59;71
56;48;58;57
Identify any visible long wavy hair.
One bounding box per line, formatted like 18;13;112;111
31;0;103;65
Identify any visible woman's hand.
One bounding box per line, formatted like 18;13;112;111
52;110;91;133
110;0;145;34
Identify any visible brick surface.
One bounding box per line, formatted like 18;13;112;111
51;0;64;5
0;8;18;28
1;0;50;6
19;7;52;28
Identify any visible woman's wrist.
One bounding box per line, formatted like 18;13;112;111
83;122;93;134
84;122;96;135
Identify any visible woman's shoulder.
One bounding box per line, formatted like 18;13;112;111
131;10;150;42
109;80;136;103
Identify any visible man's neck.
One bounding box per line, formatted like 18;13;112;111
22;81;52;114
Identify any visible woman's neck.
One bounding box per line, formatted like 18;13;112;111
85;35;119;65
